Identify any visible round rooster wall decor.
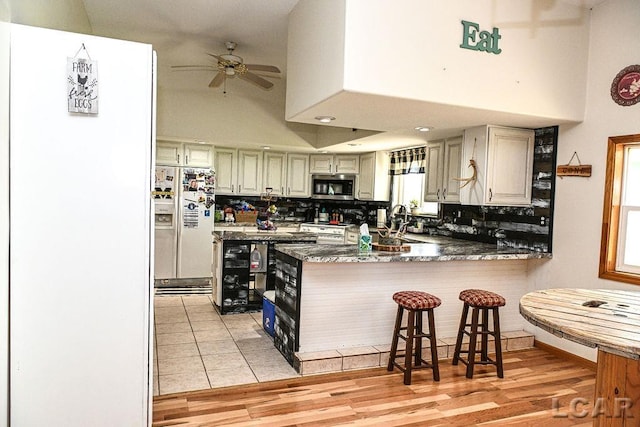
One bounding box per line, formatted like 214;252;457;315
610;64;640;106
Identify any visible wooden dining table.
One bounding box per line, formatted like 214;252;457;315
520;288;640;427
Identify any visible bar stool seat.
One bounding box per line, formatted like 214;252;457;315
452;289;505;379
387;291;441;385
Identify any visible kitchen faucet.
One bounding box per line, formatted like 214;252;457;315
391;204;408;226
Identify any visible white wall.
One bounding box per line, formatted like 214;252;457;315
528;0;640;361
9;24;153;426
8;0;91;33
0;19;9;427
287;0;590;125
343;0;589;122
285;0;347;124
157;86;319;151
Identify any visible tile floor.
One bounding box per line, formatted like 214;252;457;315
153;294;299;396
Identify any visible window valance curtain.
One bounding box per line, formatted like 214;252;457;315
389;147;426;175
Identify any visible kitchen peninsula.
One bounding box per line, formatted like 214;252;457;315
273;236;550;366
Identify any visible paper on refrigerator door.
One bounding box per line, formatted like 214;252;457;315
183;201;199;228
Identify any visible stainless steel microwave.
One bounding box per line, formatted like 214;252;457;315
311;174;355;200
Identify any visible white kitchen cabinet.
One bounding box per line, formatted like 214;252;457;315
263;152;287;195
423;136;463;203
460;125;535;206
184;143;213;167
214;148;263;195
237;149;263;195
310;154;359;174
157;141;213;167
213;147;236;194
156;142;182;166
357;151;390;201
286;153;310;197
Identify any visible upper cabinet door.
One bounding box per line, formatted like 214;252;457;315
263;152;287;195
214;148;236;194
309;154;333;174
334;154;359;174
423;140;444;202
357;151;390;201
184;144;213;167
287;153;310;197
237;149;263;195
485;127;534;206
309;154;360;174
156;142;182;166
442;136;463;203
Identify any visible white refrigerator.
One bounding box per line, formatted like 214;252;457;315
8;24;154;426
154;166;215;281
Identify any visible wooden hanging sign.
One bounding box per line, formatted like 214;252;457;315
557;152;592;178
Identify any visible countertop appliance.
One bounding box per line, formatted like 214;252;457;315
154;166;215;285
299;223;352;244
311;174;355;200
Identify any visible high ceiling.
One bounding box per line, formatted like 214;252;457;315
13;0;609;152
82;0;298;92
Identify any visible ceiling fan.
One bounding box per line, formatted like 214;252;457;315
172;41;281;90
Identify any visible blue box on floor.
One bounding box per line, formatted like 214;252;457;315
262;290;275;337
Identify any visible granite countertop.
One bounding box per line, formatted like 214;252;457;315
275;234;552;263
213;230;318;242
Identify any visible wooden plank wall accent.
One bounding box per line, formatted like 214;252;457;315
298;259;529;352
431;126;558;253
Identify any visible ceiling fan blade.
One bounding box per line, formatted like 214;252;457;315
209;71;225;88
240;71;274;89
206;53;228;64
171;65;216;71
245;64;281;73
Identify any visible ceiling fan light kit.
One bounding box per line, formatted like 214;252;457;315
172;41;281;91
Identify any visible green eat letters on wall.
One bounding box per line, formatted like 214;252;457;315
460;20;502;54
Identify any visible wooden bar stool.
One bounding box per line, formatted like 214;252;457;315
452;289;505;379
387;291;441;385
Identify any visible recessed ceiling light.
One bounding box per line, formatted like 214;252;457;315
415;126;432;132
347;143;360;147
262;145;271;150
315;116;336;123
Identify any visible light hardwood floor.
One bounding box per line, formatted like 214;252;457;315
153;347;596;426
